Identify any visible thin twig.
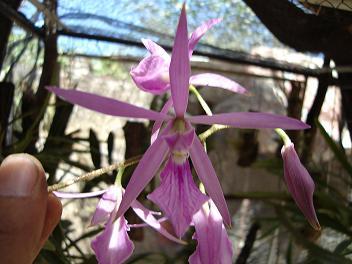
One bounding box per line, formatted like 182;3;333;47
189;85;229;141
47;155;141;192
28;0;66;30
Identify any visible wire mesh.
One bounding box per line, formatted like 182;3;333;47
299;0;352;12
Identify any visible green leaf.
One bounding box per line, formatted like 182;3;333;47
334;239;352;255
256;222;279;240
317;120;352;178
37;249;70;264
65;227;103;251
275;206;352;264
107;132;114;165
89;129;101;169
286;239;292;264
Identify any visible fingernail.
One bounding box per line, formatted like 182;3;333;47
0;154;40;197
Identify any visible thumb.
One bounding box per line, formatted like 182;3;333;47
0;154;62;264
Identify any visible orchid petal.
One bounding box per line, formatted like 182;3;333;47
189;134;231;226
169;3;190;117
163;127;195;152
91;186;122;226
131;200;186;244
190;73;248;94
47;86;169;121
116;136;169;219
130;55;170;95
128;217;166;228
281;143;320;230
189;18;222;56
91;216;134;264
151;97;173;144
141;39;170;61
53;189;106;199
189;201;233;264
189;112;310;130
148;158;208;237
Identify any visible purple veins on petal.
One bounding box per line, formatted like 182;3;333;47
148;158;209;238
281;143;320;230
91;215;134;264
131;200;186;244
46;86;169;121
189;112;310;130
189;201;233;264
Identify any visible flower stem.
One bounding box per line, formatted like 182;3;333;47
199;124;228;142
189;85;228;141
114;167;124;186
275;128;292;146
47;155;141;192
189;85;213;116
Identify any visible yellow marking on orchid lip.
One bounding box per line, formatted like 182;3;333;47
172;150;188;158
171;150;189;164
172;118;186;133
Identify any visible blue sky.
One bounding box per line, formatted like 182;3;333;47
18;0;283;57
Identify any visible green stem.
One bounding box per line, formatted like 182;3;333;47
189;85;213;116
114;167;124;186
199;124;227;142
275;128;291;146
189;85;228;141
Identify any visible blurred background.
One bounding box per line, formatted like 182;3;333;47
1;0;352;263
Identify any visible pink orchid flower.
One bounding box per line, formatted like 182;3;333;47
189;200;233;264
47;4;309;235
55;186;184;264
281;142;320;230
